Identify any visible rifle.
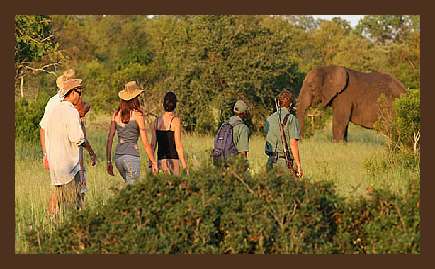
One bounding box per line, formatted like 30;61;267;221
275;98;301;178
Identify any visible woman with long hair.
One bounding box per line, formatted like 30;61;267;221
106;81;158;184
151;91;189;176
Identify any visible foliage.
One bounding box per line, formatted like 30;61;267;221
15;15;420;133
15;91;50;143
25;161;419;254
301;107;332;139
374;89;420;153
15;15;62;86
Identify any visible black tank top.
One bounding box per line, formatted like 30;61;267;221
156;116;179;160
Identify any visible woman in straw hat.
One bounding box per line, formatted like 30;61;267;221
106;81;158;184
150;91;189;176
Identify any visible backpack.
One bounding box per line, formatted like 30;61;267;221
212;122;241;166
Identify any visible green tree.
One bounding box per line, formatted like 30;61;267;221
15;15;62;98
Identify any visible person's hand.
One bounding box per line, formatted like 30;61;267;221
183;165;190;176
89;151;97;166
296;166;303;178
151;161;158;175
107;162;114;176
43;153;49;170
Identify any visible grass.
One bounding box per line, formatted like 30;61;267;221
14;113;419;253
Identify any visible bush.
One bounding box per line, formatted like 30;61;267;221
15;92;50;143
302;107;332;139
26;162;420;254
375;89;420;153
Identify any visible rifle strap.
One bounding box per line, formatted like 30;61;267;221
282;113;290;127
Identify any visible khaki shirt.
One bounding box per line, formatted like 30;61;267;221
264;107;301;157
45;101;85;186
228;115;250;153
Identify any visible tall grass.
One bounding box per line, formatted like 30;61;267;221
15;114;418;253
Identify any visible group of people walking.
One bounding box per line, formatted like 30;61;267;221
39;69;303;217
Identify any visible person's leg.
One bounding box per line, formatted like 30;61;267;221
266;155;275;172
115;155;127;181
167;159;181;176
77;170;87;209
159;159;170;175
48;186;59;218
123;155;141;185
54;174;80;217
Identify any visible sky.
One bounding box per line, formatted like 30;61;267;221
312;15;365;27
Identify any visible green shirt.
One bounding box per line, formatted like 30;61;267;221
264;107;301;156
228;115;250;153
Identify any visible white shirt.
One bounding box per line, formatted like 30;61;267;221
39;92;63;130
45;101;85;186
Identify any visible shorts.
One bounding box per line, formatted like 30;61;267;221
115;155;141;184
53;171;83;210
266;155;290;173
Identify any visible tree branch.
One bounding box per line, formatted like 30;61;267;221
23;62;59;75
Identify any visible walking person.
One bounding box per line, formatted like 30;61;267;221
75;99;97;208
211;100;250;166
40;70;97;215
264;90;303;177
43;78;90;215
106;81;158;184
150;91;189;176
40;69;75;170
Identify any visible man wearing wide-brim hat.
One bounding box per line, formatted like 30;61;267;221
44;78;88;214
40;69;76;170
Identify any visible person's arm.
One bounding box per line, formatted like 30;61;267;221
237;125;249;158
106;112;117;176
39;103;50;169
151;118;158;153
81;122;97;166
289;138;303;177
67;110;85;146
135;112;158;174
288;116;303;177
39;128;49;170
173;117;189;174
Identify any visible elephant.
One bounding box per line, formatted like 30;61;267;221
295;65;406;142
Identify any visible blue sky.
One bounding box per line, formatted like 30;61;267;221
312;15;365;27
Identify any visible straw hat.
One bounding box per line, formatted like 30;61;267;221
58;79;83;97
56;69;76;90
118;81;144;101
233;100;248;113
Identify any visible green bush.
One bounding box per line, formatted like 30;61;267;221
302;107;332;139
26;162;419;254
393;89;420;151
15;92;50;143
375;89;420;153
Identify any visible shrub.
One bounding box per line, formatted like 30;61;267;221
15;92;50;143
302;107;332;139
374;89;420;153
26;163;420;254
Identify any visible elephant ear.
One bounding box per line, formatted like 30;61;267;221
321;66;349;107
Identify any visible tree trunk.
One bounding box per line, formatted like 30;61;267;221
20;76;24;98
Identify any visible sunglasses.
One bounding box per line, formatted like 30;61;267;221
74;87;83;96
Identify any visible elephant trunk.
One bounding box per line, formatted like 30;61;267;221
296;90;311;139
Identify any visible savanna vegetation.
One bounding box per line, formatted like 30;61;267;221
15;15;420;254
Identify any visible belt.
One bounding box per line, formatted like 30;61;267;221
267;152;287;159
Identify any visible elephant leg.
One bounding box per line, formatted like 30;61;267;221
332;103;351;142
344;124;349;142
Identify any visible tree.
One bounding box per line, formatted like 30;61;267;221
356;15;419;44
15;15;62;98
